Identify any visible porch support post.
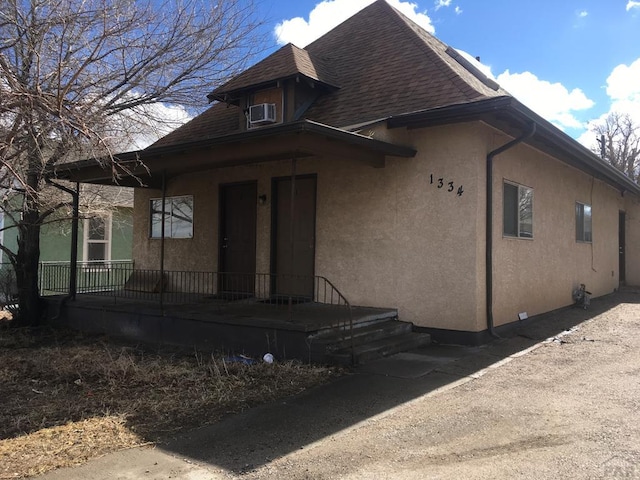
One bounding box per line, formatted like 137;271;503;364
288;157;297;321
160;171;167;308
44;178;80;300
69;182;80;300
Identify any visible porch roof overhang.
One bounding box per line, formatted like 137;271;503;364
51;120;417;189
388;96;640;196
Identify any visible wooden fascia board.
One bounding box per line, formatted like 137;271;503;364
52;121;415;186
388;98;640;196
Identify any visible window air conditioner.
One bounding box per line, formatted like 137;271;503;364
248;103;276;124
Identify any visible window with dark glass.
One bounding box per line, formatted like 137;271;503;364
84;216;110;264
576;202;592;242
150;196;193;238
503;181;533;238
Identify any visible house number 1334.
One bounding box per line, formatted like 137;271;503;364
430;174;464;197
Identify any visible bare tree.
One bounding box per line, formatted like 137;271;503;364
592;112;640;182
0;0;264;326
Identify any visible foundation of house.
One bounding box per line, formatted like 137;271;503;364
43;294;430;364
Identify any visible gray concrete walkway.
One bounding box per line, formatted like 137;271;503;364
34;292;638;479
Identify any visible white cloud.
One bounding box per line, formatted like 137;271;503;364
496;70;595;130
274;0;434;47
434;0;451;10
434;50;594;132
111;102;192;150
578;10;588;17
133;103;192;149
451;51;593;131
606;58;640;104
576;121;599;148
626;1;640;11
457;50;495;79
579;57;640;149
454;6;462;14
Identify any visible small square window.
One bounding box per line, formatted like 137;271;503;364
150;196;193;239
503;181;533;238
576;202;592;243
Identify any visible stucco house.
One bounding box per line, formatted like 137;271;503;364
52;0;640;359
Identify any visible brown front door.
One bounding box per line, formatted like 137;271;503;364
219;182;257;294
273;176;316;298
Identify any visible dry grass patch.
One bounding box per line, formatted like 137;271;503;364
0;416;142;479
0;327;340;479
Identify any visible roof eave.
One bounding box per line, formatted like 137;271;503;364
51;120;416;186
388;97;640;196
508;100;640;195
135;119;415;158
207;73;340;103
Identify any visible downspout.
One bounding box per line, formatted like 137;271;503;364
486;122;536;337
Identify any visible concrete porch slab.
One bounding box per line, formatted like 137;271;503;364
43;294;399;363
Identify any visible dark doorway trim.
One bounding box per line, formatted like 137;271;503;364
270;173;318;298
218;181;258;294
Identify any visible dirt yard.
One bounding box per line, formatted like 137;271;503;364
14;292;640;479
0;326;339;479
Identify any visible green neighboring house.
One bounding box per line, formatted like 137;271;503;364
0;186;133;302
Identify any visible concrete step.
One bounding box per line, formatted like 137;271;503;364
311;319;412;351
326;331;432;365
312;310;399;338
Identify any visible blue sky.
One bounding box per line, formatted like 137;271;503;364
256;0;640;148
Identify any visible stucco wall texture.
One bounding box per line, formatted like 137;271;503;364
623;194;640;287
131;121;635;333
491;136;623;327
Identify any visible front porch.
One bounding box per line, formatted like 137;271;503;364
44;117;427;364
40;262;429;364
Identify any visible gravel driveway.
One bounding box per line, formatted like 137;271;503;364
234;293;640;480
38;291;640;480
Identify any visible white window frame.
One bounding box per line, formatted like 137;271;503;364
83;214;112;265
575;202;592;243
150;195;194;239
503;181;534;239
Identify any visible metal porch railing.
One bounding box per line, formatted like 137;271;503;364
38;260;134;296
38;262;354;361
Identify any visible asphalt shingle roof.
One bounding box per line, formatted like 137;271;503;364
303;0;508;127
208;43;339;101
152;102;238;147
153;0;509;148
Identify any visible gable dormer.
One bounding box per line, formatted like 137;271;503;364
207;44;339;131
